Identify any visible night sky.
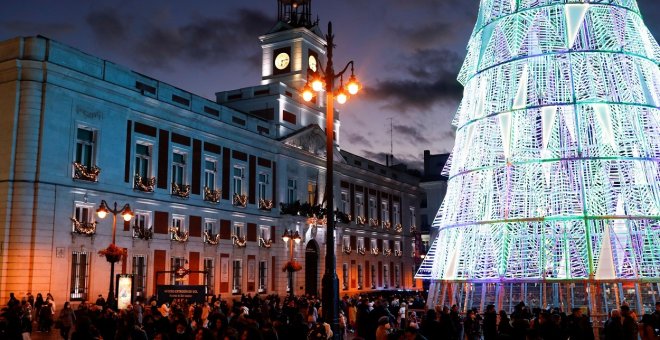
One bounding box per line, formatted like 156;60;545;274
2;0;659;170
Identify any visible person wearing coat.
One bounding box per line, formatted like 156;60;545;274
58;301;76;340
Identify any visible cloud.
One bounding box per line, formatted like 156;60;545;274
86;8;128;45
364;48;463;113
343;133;374;149
393;123;430;145
86;7;272;69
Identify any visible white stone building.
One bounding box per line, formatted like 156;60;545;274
0;1;422;305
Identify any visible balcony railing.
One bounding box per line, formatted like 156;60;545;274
133;225;153;240
394;249;402;257
171;183;191;198
371;247;380;255
204;230;221;245
231;234;247;247
369;218;380;228
204;187;222;203
356;216;366;225
259;237;273;248
394;223;403;233
134;174;156;192
383;249;392;256
342;245;352;254
382;221;391;230
259;199;273;211
170;226;189;243
72;162;100;182
233;194;248;208
357;247;366;255
71;218;96;235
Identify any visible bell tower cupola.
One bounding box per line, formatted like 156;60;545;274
260;0;325;89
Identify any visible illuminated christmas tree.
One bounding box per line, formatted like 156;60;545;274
418;0;660;314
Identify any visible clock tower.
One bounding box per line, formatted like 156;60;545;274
260;0;326;89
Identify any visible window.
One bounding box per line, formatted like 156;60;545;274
233;166;244;195
171;257;186;285
205;219;219;234
75;127;95;167
233;222;244;238
342;263;349;290
258;173;268;202
204;258;214;295
358;237;364;250
368;196;376;219
73;205;93;225
357;264;363;289
260;226;270;241
232;260;242;292
172;152;186;186
70;251;89;301
343;235;350;249
287;178;297;203
412;241;416;257
355;194;364;219
133;211;150;237
394;265;400;287
393;204;400;225
204;159;217;190
341;191;349;213
371;239;378;251
132;255;147;297
371;264;376;289
172;215;186;233
383;265;389;288
259;261;267;292
307;181;317;204
395;241;401;254
381;200;390;224
135;143;152;178
383;240;389;252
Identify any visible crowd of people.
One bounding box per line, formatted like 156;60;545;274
0;290;658;340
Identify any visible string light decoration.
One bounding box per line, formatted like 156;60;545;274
417;0;660;314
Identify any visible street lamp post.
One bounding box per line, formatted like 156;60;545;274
282;229;301;297
301;21;360;338
96;200;133;309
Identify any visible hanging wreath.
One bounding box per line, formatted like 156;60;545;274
98;243;125;263
282;260;303;272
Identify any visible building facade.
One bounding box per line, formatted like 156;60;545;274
0;3;422;305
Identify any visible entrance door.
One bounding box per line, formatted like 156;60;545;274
305;240;319;296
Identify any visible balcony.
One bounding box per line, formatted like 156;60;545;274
357;247;366;255
204;187;222;203
231;234;247;247
134;174;156;192
394;223;403;233
133;225;153;240
369;218;379;228
382;221;391;230
171;183;191;199
356;216;366;225
204;230;221;245
259;237;273;248
71;218;96;235
169;226;189;243
383;249;392;256
72;162;100;182
233;194;248;208
342;245;352;254
259;199;273;211
371;247;380;255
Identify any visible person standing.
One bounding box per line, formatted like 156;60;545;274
482;304;497;340
58;301;76;340
621;305;640;340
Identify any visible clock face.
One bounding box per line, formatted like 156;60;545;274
308;55;318;72
274;52;290;70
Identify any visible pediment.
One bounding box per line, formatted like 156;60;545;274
281;124;345;163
